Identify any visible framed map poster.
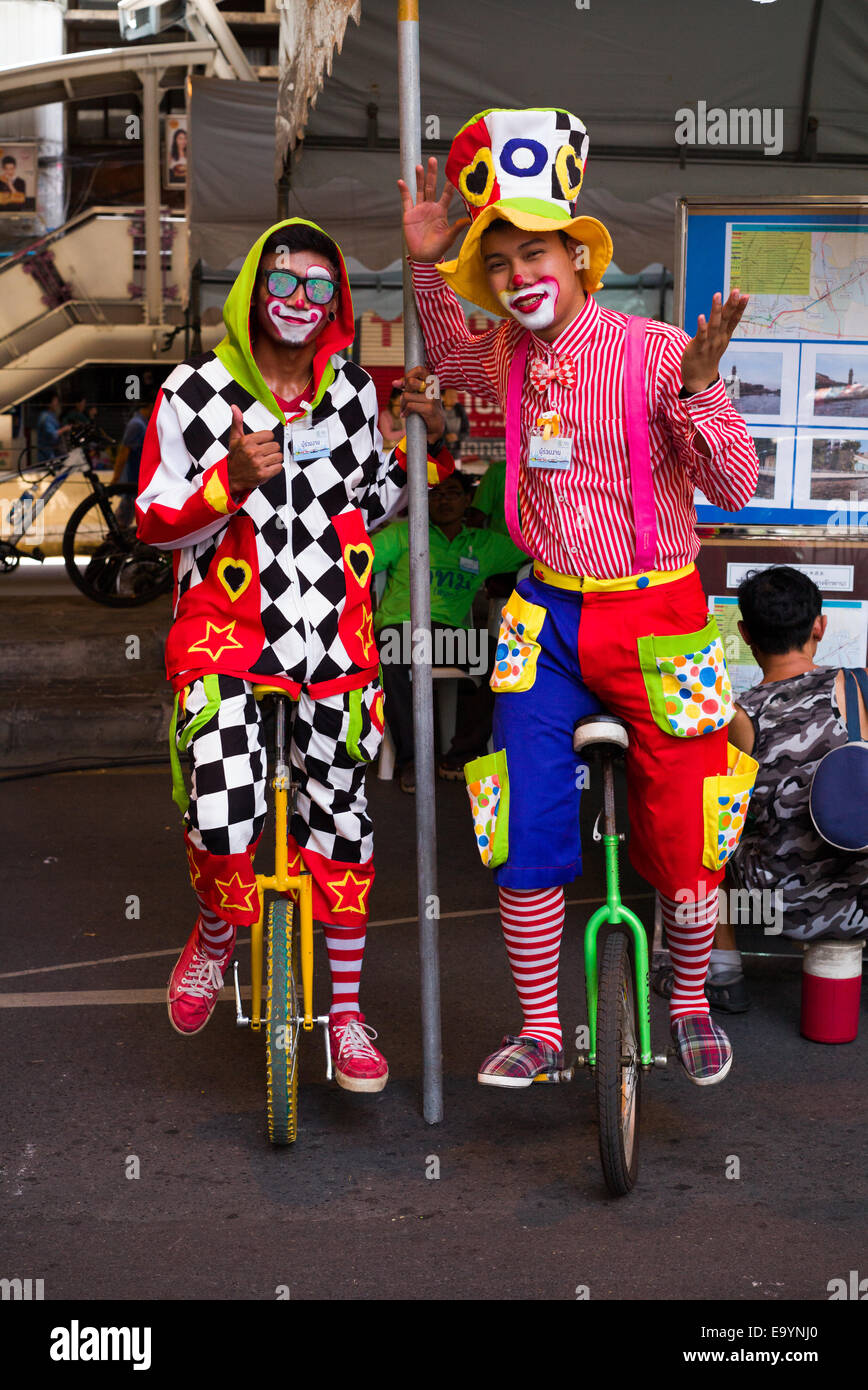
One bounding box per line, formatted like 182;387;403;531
675;198;868;528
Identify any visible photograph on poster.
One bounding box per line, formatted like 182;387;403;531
0;142;37;213
694;428;794;511
165;115;187;187
718;343;798;423
797;344;868;427
792;430;868;508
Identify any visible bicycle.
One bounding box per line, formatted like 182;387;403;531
1;425;171;605
569;713;668;1196
231;691;331;1145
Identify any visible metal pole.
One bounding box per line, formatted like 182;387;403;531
140;67;162;326
397;0;443;1124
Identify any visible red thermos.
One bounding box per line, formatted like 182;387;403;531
800;941;863;1044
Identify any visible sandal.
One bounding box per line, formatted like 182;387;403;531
437;753;466;781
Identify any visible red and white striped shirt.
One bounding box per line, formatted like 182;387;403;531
411;261;759;580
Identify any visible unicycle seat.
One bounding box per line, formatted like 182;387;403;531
573;714;629;755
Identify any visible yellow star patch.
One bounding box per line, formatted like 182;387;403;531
188;620;244;664
355;608;375;660
186;845;203;891
214;871;260;916
326;869;371;916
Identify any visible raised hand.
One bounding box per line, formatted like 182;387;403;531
397;156;470;264
681;289;749;394
226;404;283;495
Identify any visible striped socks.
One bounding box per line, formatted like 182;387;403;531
196;897;236;961
322;921;367;1017
659;888;719;1021
498;885;565;1050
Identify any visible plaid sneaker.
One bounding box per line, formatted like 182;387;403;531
477;1034;565;1088
329;1012;389;1093
167;921;234;1037
671;1013;733;1086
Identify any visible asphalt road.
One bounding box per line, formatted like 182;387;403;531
2;758;866;1307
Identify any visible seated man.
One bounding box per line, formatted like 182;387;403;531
657;566;868;1010
373;471;525;791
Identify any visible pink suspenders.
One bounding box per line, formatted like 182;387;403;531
503;315;658;574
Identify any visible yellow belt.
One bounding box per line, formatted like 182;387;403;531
532;561;695;593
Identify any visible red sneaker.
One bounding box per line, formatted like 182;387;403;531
167;921;234;1037
329;1012;389;1093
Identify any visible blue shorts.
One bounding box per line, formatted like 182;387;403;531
490;575;601;890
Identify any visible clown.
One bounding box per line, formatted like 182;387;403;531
136;218;453;1089
399;108;760;1087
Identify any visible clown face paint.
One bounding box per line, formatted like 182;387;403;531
265;298;324;343
498;276;560;331
259;262;335;345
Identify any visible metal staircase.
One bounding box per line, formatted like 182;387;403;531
0;205;222;408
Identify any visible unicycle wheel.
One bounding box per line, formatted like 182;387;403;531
266;897;299;1145
595;930;641;1195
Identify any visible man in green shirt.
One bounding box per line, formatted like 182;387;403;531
373;472;525;791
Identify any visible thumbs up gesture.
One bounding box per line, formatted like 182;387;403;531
226;405;283;495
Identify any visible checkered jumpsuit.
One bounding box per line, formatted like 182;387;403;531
137;350;444;929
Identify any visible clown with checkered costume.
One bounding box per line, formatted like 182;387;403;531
137;218;453;1089
400;108;761;1087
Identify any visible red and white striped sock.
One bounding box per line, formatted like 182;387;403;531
660;888;719;1022
322;921;367;1017
498;885;564;1050
196;897;236;961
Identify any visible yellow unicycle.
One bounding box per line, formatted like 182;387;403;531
231;690;332;1145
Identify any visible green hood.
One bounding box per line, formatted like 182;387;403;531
215;217;356;425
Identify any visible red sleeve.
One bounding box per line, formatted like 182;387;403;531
135;390;250;549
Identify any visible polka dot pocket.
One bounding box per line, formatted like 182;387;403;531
490;589;548;695
636;616;734;739
464;749;510;868
701;743;759;871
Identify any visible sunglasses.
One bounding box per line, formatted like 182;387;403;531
265;270;336;306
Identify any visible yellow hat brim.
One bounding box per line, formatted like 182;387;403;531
437;204;613;318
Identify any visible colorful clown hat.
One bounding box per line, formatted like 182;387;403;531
439;107;613;317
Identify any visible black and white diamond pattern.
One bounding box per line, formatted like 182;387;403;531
180;675;381;865
159;351;408;685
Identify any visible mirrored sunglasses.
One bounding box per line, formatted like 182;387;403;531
266;270;336;305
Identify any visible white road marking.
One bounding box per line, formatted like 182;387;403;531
0;987;253;1008
0;895;654;982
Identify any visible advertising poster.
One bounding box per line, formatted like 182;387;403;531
164;114;188;188
0;141;37;213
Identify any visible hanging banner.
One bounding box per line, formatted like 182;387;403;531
164;115;188;189
0;142;37;214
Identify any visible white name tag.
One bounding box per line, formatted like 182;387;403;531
528;433;573;470
459;555;480;574
291;421;331;459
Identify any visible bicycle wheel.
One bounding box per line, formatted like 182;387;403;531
62;485;171;606
595;929;641;1195
266;896;299;1146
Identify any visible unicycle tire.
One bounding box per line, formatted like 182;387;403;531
266;897;299;1145
595;930;641;1195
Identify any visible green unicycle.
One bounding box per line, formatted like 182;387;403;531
573;714;668;1195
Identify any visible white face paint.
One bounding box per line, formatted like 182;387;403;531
263;264;335;344
266;298;325;344
498;276;560;331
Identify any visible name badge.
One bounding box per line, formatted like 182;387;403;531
459;555;480;574
291;421;331;460
528;433;573;469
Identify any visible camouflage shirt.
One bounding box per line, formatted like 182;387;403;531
731;668;868;940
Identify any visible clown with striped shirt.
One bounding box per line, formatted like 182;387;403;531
399;108;760;1088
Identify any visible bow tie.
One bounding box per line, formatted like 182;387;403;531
528;353;578;395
